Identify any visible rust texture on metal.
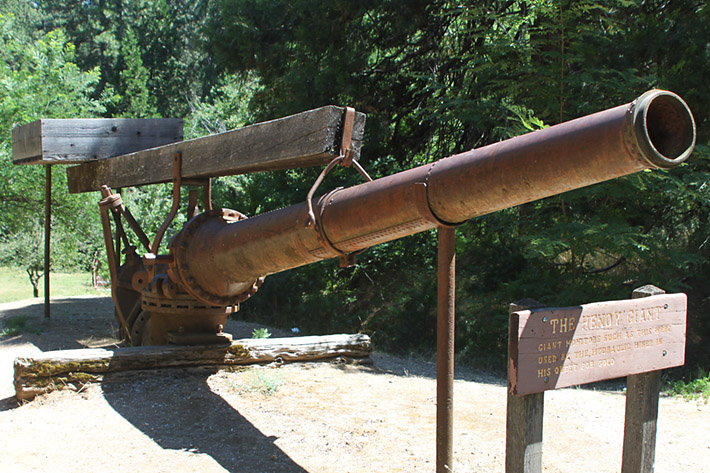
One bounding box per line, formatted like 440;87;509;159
340;106;356;167
89;90;695;346
304;110;373;268
44;165;51;319
436;226;456;473
166;90;695;306
98;154;222;344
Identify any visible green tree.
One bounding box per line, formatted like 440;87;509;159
0;0;42;43
204;0;710;367
37;0;219;118
0;15;106;287
116;26;156;117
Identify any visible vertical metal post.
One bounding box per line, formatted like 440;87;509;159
44;164;52;319
436;226;455;473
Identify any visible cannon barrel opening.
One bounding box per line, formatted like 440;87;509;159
633;90;695;168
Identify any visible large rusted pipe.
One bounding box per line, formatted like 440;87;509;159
170;90;695;306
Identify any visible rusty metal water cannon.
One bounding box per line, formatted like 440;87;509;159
54;90;696;345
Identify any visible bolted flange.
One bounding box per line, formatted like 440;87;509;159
169;208;266;306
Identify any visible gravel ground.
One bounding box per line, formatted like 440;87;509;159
1;296;708;472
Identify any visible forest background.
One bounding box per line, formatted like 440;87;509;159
1;0;709;375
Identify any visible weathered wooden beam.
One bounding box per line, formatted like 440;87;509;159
12;118;184;165
66;106;366;193
13;334;371;400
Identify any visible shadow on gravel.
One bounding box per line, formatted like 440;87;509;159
368;352;508;387
0;396;19;411
0;297;118;352
102;370;308;473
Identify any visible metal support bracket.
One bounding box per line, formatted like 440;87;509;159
98;186;134;345
150;153;183;255
305;106;372;267
145;152;212;274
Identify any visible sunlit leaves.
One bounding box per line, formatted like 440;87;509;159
0;15;105;270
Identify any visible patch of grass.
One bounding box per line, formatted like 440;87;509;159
667;368;710;403
1;315;40;337
0;266;108;303
242;368;284;396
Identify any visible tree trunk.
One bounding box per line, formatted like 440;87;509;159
26;268;42;298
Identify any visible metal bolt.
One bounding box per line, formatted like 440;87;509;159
543;376;549;383
663;350;667;357
542;317;548;323
664;304;668;309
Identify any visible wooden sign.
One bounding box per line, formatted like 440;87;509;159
509;293;687;395
12;118;184;165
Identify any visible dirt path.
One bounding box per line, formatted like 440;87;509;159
1;296;708;472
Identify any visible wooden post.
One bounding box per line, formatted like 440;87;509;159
436;226;456;473
622;285;665;473
44;164;51;319
506;299;546;473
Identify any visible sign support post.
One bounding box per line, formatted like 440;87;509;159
622;285;665;473
506;300;545;473
506;285;686;472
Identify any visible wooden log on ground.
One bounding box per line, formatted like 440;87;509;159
66;106;366;193
14;334;371;401
12;118;184;165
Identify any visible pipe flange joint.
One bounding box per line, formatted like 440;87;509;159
170;208;265;307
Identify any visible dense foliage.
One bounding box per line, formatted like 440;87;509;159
0;1;708;371
205;0;710;369
0;11;105;277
